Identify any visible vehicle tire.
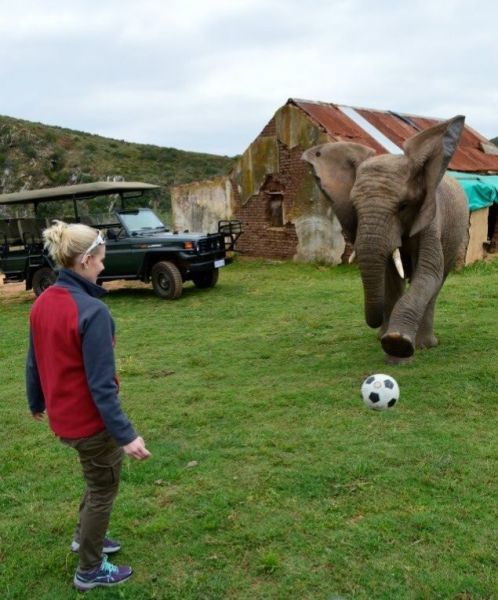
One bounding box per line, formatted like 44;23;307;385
151;261;183;299
32;267;57;297
192;268;219;289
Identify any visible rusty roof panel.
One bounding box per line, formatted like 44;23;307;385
407;115;495;170
292;100;387;154
288;99;498;173
356;108;419;149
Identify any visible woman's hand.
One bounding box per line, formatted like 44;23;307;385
122;436;151;460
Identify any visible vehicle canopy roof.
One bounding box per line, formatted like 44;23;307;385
0;182;160;206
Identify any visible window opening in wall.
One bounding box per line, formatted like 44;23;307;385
267;192;284;227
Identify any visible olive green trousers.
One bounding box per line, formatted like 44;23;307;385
60;429;124;571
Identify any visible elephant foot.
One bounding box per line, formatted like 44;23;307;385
381;331;415;358
384;353;413;365
416;334;438;349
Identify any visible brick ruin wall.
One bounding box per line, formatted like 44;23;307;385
231;121;314;260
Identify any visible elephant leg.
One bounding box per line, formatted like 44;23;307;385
382;278;442;357
381;239;444;358
415;296;439;349
378;265;406;339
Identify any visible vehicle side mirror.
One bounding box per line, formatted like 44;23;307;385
106;228;118;240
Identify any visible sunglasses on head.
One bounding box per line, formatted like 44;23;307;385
81;233;105;263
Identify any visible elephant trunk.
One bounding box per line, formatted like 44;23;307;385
355;229;390;329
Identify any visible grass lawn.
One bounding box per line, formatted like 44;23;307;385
0;258;497;599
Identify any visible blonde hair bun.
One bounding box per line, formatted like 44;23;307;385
43;220;101;268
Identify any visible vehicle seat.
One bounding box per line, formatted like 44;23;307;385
18;218;44;247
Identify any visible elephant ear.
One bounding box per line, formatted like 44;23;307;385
403;115;465;236
302;142;375;243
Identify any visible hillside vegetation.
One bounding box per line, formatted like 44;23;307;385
0;115;235;214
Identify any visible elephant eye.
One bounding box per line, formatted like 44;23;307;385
399;202;408;211
315;151;321;157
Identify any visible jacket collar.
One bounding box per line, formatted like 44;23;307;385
56;268;108;299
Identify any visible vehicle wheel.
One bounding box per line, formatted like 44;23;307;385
32;267;57;296
192;268;219;289
151;261;183;299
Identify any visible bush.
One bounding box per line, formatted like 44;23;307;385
19;140;38;159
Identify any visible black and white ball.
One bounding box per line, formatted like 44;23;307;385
361;374;399;410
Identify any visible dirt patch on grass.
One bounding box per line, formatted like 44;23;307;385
0;280;25;296
0;277;151;300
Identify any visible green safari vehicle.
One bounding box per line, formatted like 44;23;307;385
0;182;241;299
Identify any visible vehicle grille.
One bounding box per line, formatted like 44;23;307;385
197;235;224;254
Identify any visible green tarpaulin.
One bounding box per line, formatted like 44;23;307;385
447;171;498;212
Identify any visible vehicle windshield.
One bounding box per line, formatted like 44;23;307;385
118;209;165;233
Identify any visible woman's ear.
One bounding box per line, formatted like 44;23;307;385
404;116;465;236
302;142;375;243
79;254;89;269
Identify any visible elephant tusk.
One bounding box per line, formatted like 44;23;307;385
392;248;405;279
348;250;356;264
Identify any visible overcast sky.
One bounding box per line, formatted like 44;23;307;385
1;0;496;156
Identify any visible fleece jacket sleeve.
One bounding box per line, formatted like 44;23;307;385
26;329;46;414
81;302;137;446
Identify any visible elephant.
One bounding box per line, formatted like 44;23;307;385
301;116;469;363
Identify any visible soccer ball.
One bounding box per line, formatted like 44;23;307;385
361;374;399;410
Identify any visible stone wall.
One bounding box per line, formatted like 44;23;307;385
171;176;233;234
230;107;346;264
465;207;489;264
232;136;345;263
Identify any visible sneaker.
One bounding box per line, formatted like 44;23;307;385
73;555;132;591
71;536;121;554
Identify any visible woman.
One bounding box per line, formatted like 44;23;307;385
26;220;151;591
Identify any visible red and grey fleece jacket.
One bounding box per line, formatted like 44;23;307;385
26;268;137;446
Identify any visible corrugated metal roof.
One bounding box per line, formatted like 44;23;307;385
290;99;498;173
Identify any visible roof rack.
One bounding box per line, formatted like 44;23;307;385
0;182;160;206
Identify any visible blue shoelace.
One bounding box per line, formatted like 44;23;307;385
101;556;119;575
